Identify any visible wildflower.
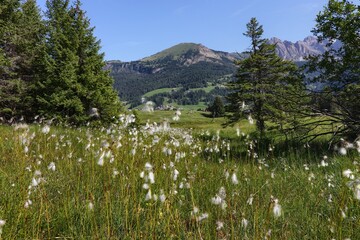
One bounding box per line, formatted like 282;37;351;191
88;202;94;211
191;206;199;216
0;219;6;227
211;195;222;205
216;221;224;230
339;147;347;155
241;218;248;229
48;162;56;171
173;169;179;181
342;169;354;179
196;213;209;222
145;162;153;170
42;125;50;134
97;152;105;166
272;197;282;218
247;194;254;206
159;190;166;203
24;199;32;208
236;127;240;137
248;115;254;125
145;189;152;201
231;173;239;185
113;169;119;177
148;171;155;184
211;187;227;210
0;219;5;236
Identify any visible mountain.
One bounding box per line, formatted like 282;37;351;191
108;37;338;107
268;36;341;61
107;43;237;106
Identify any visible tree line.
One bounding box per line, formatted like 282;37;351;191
227;0;359;141
0;0;122;125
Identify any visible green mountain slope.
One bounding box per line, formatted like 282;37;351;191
107;43;238;107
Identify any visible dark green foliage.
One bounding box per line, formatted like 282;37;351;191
227;18;305;138
0;0;44;119
208;96;225;118
109;50;236;105
305;0;360;140
35;0;122;124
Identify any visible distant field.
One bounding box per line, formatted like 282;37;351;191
143;88;179;98
137;110;255;136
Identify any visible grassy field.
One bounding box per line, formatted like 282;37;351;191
0;113;359;239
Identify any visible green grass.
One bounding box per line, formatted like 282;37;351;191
143;88;179;98
0;117;359;239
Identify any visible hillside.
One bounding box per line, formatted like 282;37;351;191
107;37;335;108
107;43;237;107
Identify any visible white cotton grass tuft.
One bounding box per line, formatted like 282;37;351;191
247;194;254;206
211;187;227;210
241;218;248;229
42;125;50;134
88;201;94;211
196;213;209;222
231;172;239;185
24;199;32;208
247;115;254;125
145;189;152;201
48;162;56;171
272;197;282;218
0;219;5;237
339;147;347;155
0;219;5;227
342;169;354;179
216;221;224;230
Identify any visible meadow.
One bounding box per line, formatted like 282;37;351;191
0;111;359;239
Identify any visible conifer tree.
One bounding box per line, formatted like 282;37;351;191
0;0;44;119
0;0;22;119
36;0;121;124
227;18;305;138
36;0;81;122
209;96;225;118
71;0;122;123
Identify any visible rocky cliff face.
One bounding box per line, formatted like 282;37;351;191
268;36;341;61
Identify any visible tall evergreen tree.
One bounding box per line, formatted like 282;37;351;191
70;0;122;123
0;0;44;119
227;18;305;138
35;0;122;124
36;0;81;122
0;0;22;119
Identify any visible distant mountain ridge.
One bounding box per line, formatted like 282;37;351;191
107;36;336;106
268;36;341;61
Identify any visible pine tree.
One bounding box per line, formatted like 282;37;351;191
0;0;22;119
71;0;122;123
17;0;46;118
227;18;304;138
209;96;225;118
36;0;81;123
35;0;122;124
0;0;44;120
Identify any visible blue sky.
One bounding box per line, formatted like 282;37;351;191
36;0;329;61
